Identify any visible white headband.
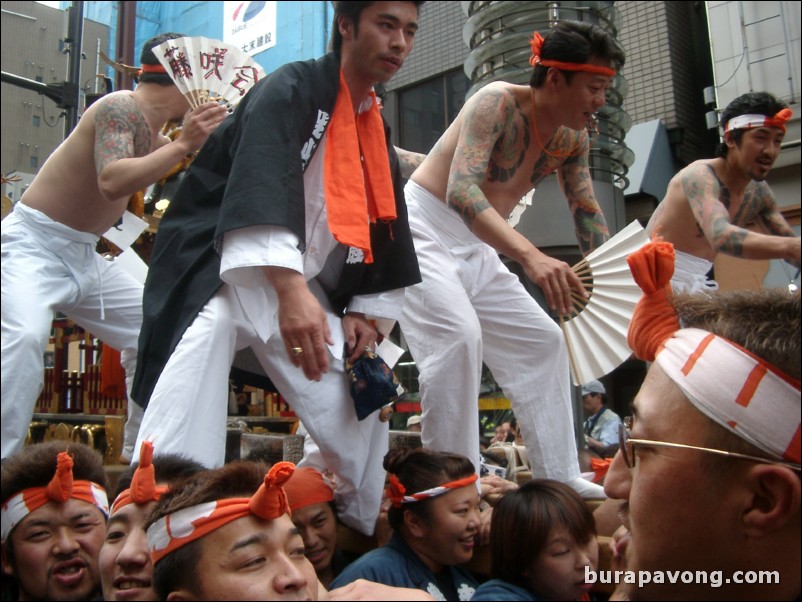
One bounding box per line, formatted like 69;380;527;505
656;328;801;464
724;111;791;134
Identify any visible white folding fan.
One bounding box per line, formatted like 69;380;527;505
153;36;266;110
559;220;650;386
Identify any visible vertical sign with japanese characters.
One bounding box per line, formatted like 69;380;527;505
223;1;277;56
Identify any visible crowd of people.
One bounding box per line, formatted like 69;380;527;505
2;0;800;600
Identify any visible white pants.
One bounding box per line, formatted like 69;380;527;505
671;250;718;293
1;204;143;459
134;281;389;535
399;181;581;482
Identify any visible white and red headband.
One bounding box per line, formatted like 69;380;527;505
1;452;109;540
724;108;792;134
627;239;801;466
656;328;800;465
147;462;294;564
385;473;478;508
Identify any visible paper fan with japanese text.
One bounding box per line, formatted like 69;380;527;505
558;220;650;386
153;36;266;110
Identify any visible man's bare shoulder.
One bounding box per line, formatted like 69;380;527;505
676;158;719;181
90;91;146;130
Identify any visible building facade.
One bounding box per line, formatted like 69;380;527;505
1;1;109;196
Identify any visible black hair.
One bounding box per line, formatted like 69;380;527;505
384;447;475;531
530;21;625;88
328;1;425;55
139;32;185;85
715;91;789;158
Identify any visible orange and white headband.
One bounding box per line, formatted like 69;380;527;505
724;108;792;134
147;462;295;564
111;441;168;515
1;452;109;540
385;473;478;508
529;31;616;77
656;328;801;465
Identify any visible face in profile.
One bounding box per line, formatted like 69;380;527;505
165;513;318;601
99;501;156;601
2;499;106;602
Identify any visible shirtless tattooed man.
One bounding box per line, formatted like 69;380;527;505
647;91;800;292
397;21;625;499
1;32;227;461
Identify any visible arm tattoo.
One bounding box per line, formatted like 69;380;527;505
94;95;150;175
681;165;748;257
487;96;528;184
559;137;607;254
748;182;796;237
394;146;426;179
447;88;511;226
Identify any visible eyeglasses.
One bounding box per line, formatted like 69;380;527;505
618;416;801;471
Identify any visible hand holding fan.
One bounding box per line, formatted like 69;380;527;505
558;221;650;386
153;36;266;110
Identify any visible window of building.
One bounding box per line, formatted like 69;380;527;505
32;115;40;127
30;156;38;169
398;69;470;154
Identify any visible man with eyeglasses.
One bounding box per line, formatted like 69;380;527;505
604;284;800;601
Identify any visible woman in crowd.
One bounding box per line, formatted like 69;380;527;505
330;447;482;601
471;479;599;601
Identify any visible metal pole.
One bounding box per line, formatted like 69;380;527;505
64;1;84;134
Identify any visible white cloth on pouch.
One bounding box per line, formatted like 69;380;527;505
399;180;582;483
1;203;142;459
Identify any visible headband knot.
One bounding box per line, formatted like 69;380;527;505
249;461;294;520
529;32;545;67
130;441;157;504
111;441;169;514
45;452;75;503
385;474;407;508
626;236;679;361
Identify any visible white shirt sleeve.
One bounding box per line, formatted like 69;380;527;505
346;288;406;322
220;224;303;289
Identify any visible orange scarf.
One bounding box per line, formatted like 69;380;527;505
323;70;397;264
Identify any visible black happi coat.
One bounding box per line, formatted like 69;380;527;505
131;53;421;409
